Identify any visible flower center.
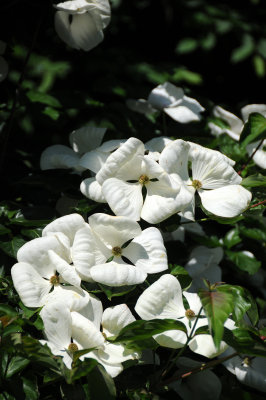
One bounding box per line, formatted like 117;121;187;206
49;275;60;285
112;246;122;257
185;309;196;319
138;174;150;185
68;343;78;353
191;179;202;190
242;357;252;367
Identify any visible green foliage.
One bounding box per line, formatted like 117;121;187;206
241;113;266;146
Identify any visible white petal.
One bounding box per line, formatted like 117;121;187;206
97;139;126;153
98;342;138;365
160;139;190;180
17;236;63;278
70;11;104;51
11;262;52;307
148;82;184;110
246;140;266;169
188;141;236;166
102;304;136;337
191;148;241;189
141;180;183;224
183;292;204;315
48;250;81;287
89;213;141;248
80;177;106;202
189;334;228;358
72;225;96;281
55;0;93;13
145;136;173;154
69;126;106;154
123;227;168;274
154;330;187;349
213;106;243;138
102;179;143;221
96;137;144;184
79;150;109;173
55;11;77;48
135;274;185;320
40;144;82;171
126;99;157;115
234;357;266;392
43;285;92;313
42;214;86;244
165;94;204;123
90;262;147;286
199;185;252;217
40;302;71;349
71;311;105;349
241;104;266;122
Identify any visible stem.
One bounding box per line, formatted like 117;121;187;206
162;351;239;386
249;199;266;208
238;138;264;176
180;218;209;225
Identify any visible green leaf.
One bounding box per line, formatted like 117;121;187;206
231;34;254;63
169;264;192;290
86;365;116;400
198;288;235;348
108;319;187;345
253;55;265;78
239;225;266;242
6;356;30;378
217;285;253;323
241;113;266;146
42;106;60;120
226;250;261;274
224;327;266;357
241;174;266;188
22;374;39;400
0;237;26;258
64;358;98;384
176;38;198;54
0;224;11;235
99;284;136;301
26;90;61;108
223;228;242;249
0;305;18;317
21;228;42;239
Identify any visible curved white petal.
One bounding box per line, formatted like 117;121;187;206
97;139;126;153
126;99;157;115
145;136;173;153
160;139;190;180
55;11;77;48
42;214;86;244
246;140;266;169
189;334;228;358
89;213;141;248
80;177;106;202
40;144;81;171
96;137;144;184
234;357;266;392
17;236;63;278
123;227;168;274
148;82;184;110
102;179;143;221
11;262;52;307
102;304;136;337
48;250;81;287
79;150;109;173
41;302;71;349
154;330;187;349
188;141;236;166
241;103;266;122
213;106;243;138
56;0;94;13
199;185;252;218
135;274;185;320
165;96;204;122
71;311;105;349
98;342;139;366
90;262;147;286
43;285;92;313
69;126;106;154
72;225;96;281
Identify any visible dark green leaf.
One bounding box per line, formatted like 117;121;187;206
86;365;116;400
22;374;39;400
239;225;266;242
26;90;61;108
217;285;252;323
42;106;60;120
0;224;11;235
223;228;242;249
6;356;30;378
99;284;136;301
241;113;266;146
0;237;26;258
241;174;266;188
226;250;261;274
169;264;192;290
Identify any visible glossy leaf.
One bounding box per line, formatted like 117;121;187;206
241;113;266;146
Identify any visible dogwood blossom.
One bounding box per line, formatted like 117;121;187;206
135;274;232;358
127;82;205;123
40;301;139;376
54;0;111;51
160;139;252;219
81;137;192;223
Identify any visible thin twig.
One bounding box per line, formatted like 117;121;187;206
238;138;264;176
249;199;266;208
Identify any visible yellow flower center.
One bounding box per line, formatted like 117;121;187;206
185;309;196;319
191;179;202;190
243;357;252;367
49;275;60;285
112;246;122;257
68;343;78;353
138;174;150;185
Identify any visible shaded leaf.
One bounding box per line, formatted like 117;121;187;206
241;113;266;146
226;250;261;274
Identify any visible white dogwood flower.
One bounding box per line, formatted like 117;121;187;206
40;301;139;376
160;140;252;219
40;126;107;171
87;213;168;286
135;274;232;358
127;82;205;123
54;0;111;51
246;139;266;169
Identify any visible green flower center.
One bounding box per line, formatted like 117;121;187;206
68;343;78;353
49;275;60;285
139;174;150;185
242;357;252;367
191;179;202;190
112;246;122;257
185;309;196;319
